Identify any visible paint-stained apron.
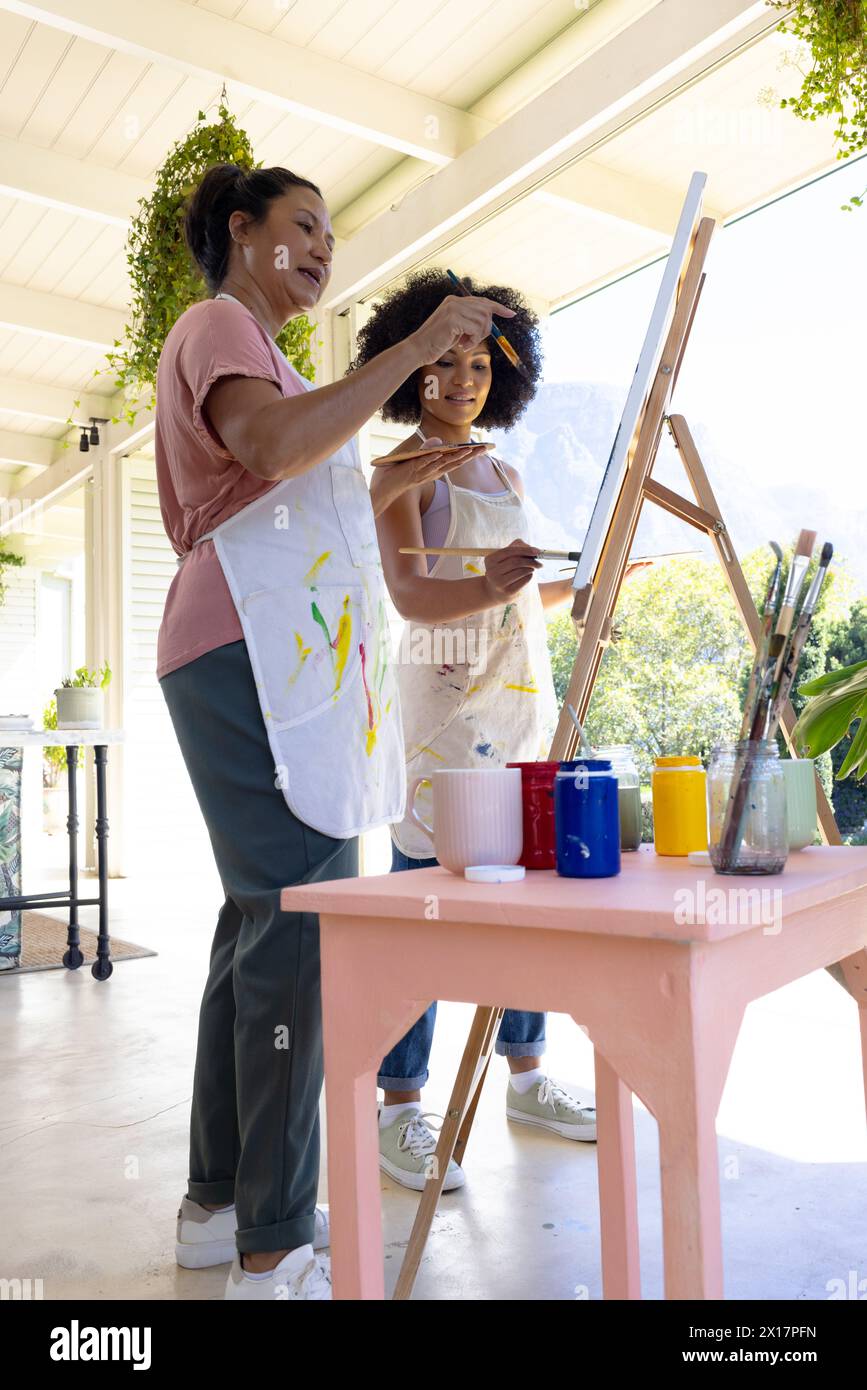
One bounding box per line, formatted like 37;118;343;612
392;457;557;859
180;364;404;840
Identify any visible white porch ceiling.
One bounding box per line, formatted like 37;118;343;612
0;0;848;514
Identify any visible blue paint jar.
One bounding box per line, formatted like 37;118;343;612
554;759;621;878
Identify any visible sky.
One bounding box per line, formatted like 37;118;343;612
542;156;866;503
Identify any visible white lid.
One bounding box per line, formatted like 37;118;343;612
687;850;711;864
464;864;526;883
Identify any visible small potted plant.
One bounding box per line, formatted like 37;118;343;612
55;663;112;729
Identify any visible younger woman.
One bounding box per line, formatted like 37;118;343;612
352;270;595;1192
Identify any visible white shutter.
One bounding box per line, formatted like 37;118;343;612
123;459;214;878
0;567;38;713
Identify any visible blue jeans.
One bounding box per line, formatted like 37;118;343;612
377;845;546;1091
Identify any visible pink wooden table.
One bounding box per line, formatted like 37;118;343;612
283;845;867;1300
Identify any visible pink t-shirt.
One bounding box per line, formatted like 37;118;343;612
154;296;307;679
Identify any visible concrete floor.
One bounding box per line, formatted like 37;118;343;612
1;866;865;1302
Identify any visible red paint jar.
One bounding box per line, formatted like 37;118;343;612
507;762;561;869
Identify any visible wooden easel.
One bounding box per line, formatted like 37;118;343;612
392;211;843;1301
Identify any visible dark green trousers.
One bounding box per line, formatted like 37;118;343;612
161;639;357;1254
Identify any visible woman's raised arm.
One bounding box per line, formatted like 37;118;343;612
206;294;515;483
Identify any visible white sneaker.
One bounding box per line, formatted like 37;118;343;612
176;1197;330;1269
225;1245;331;1301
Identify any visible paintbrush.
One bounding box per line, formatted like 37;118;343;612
719;532;815;867
768;529;816;683
765;541;833;741
739;542;784;741
446;269;531;379
566;702;594;757
400;545;581;561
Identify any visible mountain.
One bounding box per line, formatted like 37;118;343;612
490;381;865;594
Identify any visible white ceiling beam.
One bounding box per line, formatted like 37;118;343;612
324;0;779;310
106;412;155;458
0;133;141;226
0;428;53;472
0;449;88;534
3;0;489;165
0;410;153;535
536;162;726;237
0;377;112;426
332;0;662;239
0;282;123;349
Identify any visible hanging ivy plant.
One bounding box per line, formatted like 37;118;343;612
771;0;867;209
86;102;316;429
0;544;24;608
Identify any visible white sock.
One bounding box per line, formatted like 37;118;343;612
509;1067;544;1095
242;1243;313;1280
379;1100;421;1128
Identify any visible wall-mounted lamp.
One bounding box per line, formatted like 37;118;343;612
88;417;109;446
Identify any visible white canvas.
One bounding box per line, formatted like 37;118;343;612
573;171;707;592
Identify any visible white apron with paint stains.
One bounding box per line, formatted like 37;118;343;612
181;362;404;840
392;456;557;859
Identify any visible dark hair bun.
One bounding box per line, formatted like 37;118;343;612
184;163;324;292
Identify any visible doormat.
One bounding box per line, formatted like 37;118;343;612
0;913;157;974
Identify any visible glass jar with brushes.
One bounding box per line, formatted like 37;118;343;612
708;739;787;875
594;745;642;851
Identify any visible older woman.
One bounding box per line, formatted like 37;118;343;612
156;163;511;1300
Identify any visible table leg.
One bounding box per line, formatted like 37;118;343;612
324;1062;384;1300
859;1005;867;1123
836;948;867;1118
62;745;83;971
91;745;112;981
655;1053;725;1300
593;1046;641;1299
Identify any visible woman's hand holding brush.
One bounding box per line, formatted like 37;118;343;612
481;539;543;602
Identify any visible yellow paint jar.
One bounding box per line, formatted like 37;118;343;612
651;755;708;856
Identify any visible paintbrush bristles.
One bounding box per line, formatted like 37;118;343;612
795;529;817;557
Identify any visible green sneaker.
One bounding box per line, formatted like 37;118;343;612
506;1077;597;1142
378;1108;466;1192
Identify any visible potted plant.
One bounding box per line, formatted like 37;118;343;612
72;99;316;435
770;0;867;211
792;659;867;782
54;663;112;730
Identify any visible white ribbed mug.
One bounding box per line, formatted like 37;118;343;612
408;768;523;875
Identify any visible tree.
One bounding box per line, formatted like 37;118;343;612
548;557;747;785
547;547;846;799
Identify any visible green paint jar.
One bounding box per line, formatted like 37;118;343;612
594;745;642;851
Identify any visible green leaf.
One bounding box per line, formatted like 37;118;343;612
797;657;867;696
837;704;867;779
792;663;867;763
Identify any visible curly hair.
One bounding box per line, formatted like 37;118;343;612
349;268;543;430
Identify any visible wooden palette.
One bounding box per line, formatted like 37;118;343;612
371;441;494;467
